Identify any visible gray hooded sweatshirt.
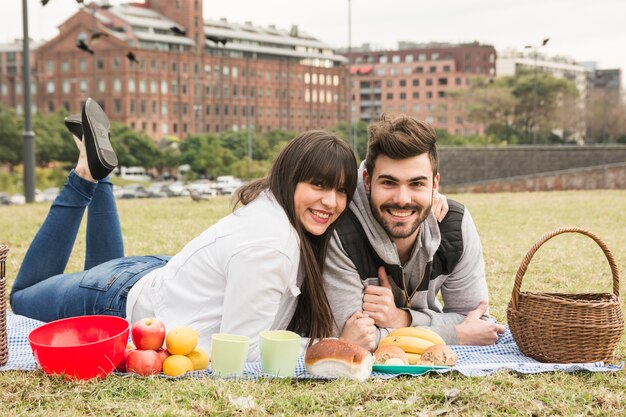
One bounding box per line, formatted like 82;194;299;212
324;164;489;344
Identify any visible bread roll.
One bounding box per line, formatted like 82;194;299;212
374;345;409;365
304;338;374;381
419;344;458;366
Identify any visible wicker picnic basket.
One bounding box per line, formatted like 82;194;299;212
0;245;8;367
507;227;623;363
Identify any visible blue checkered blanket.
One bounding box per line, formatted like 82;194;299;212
1;312;622;378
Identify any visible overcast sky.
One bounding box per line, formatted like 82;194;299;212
3;0;625;86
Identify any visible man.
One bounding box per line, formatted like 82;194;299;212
325;113;505;350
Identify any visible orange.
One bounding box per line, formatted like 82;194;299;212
162;355;194;377
166;327;199;355
186;347;210;371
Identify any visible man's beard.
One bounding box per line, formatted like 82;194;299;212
368;192;432;240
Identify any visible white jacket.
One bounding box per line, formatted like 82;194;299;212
126;191;301;361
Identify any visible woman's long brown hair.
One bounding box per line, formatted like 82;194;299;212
236;130;357;340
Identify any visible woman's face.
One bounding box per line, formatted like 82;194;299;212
293;181;348;236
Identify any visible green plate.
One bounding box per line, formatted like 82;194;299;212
372;364;450;375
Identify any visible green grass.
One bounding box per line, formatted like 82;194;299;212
1;191;625;416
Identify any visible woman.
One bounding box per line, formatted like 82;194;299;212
10;99;373;360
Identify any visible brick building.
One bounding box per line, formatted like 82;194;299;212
344;42;496;135
0;39;42;115
5;0;347;141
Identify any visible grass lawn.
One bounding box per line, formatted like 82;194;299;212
1;190;625;416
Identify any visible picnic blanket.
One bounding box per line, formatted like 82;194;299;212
1;312;622;378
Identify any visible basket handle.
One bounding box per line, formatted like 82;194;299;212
510;227;620;312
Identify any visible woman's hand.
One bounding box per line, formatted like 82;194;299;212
432;192;449;222
340;311;377;351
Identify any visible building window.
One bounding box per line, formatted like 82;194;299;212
443;65;450;73
140;101;146;114
438;78;448;86
161;102;168;115
402;67;412;75
62;81;70;94
412;79;419;87
399;92;406;100
399;80;406;87
455;77;462;86
161;81;168;94
113;79;121;92
415;66;423;73
429;66;437;73
405;54;414;63
379;55;388;64
412;103;420;112
112;58;120;69
418;53;426;62
46;81;55;94
426;92;433;99
78;59;86;72
149;80;156;93
114;99;122;113
392;55;401;63
98;80;106;92
97;59;104;70
386;93;393;100
432;53;439;60
377;68;386;76
129;79;136;92
438;91;446;98
412;91;419;99
152;101;157;114
386;80;393;88
79;80;88;92
46;60;54;73
61;61;69;72
426;79;433;86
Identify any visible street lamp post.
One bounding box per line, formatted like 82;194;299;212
21;0;35;203
347;0;356;157
524;38;549;145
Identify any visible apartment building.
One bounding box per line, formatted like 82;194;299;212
344;42;496;135
0;38;42;115
4;0;347;141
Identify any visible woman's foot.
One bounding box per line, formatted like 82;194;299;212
81;98;117;181
73;134;96;183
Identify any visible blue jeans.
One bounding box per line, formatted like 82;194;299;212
10;170;170;322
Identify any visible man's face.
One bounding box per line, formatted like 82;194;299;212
364;154;439;241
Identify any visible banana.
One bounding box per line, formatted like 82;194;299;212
388;327;446;345
405;352;421;365
378;335;435;354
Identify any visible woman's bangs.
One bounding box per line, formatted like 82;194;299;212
299;142;357;193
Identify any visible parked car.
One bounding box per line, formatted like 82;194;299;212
40;187;60;202
0;192;11;205
120;184;150;199
10;194;26;205
146;183;174;198
216;175;243;195
166;181;189;197
188;181;217;197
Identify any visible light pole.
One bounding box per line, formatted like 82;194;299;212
347;0;356;157
21;0;35;203
524;37;549;145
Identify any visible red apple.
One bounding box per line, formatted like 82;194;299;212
115;342;136;372
156;348;171;367
131;317;166;350
126;349;162;376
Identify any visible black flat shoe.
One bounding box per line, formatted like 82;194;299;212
81;98;118;181
64;114;83;139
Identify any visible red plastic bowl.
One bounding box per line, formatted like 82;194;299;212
28;315;130;380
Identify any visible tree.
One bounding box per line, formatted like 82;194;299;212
179;134;235;178
109;122;161;168
0;105;23;169
585;89;626;143
33;110;78;166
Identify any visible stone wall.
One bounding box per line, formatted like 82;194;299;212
439;145;626;187
443;162;626;193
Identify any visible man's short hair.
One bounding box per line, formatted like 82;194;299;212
364;113;439;179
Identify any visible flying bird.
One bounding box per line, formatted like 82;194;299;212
126;51;138;63
76;32;109;55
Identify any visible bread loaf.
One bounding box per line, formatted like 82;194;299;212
304;338;374;381
419;344;458;366
374;345;409;365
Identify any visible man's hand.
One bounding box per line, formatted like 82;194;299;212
340;312;377;351
432;192;449;222
455;301;505;345
363;266;411;328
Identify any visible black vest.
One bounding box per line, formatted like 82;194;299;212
335;200;465;304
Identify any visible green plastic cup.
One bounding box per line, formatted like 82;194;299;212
210;334;250;376
259;330;302;377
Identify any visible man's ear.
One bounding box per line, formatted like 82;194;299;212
363;169;371;193
433;172;440;193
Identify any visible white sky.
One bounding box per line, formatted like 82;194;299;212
3;0;625;86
